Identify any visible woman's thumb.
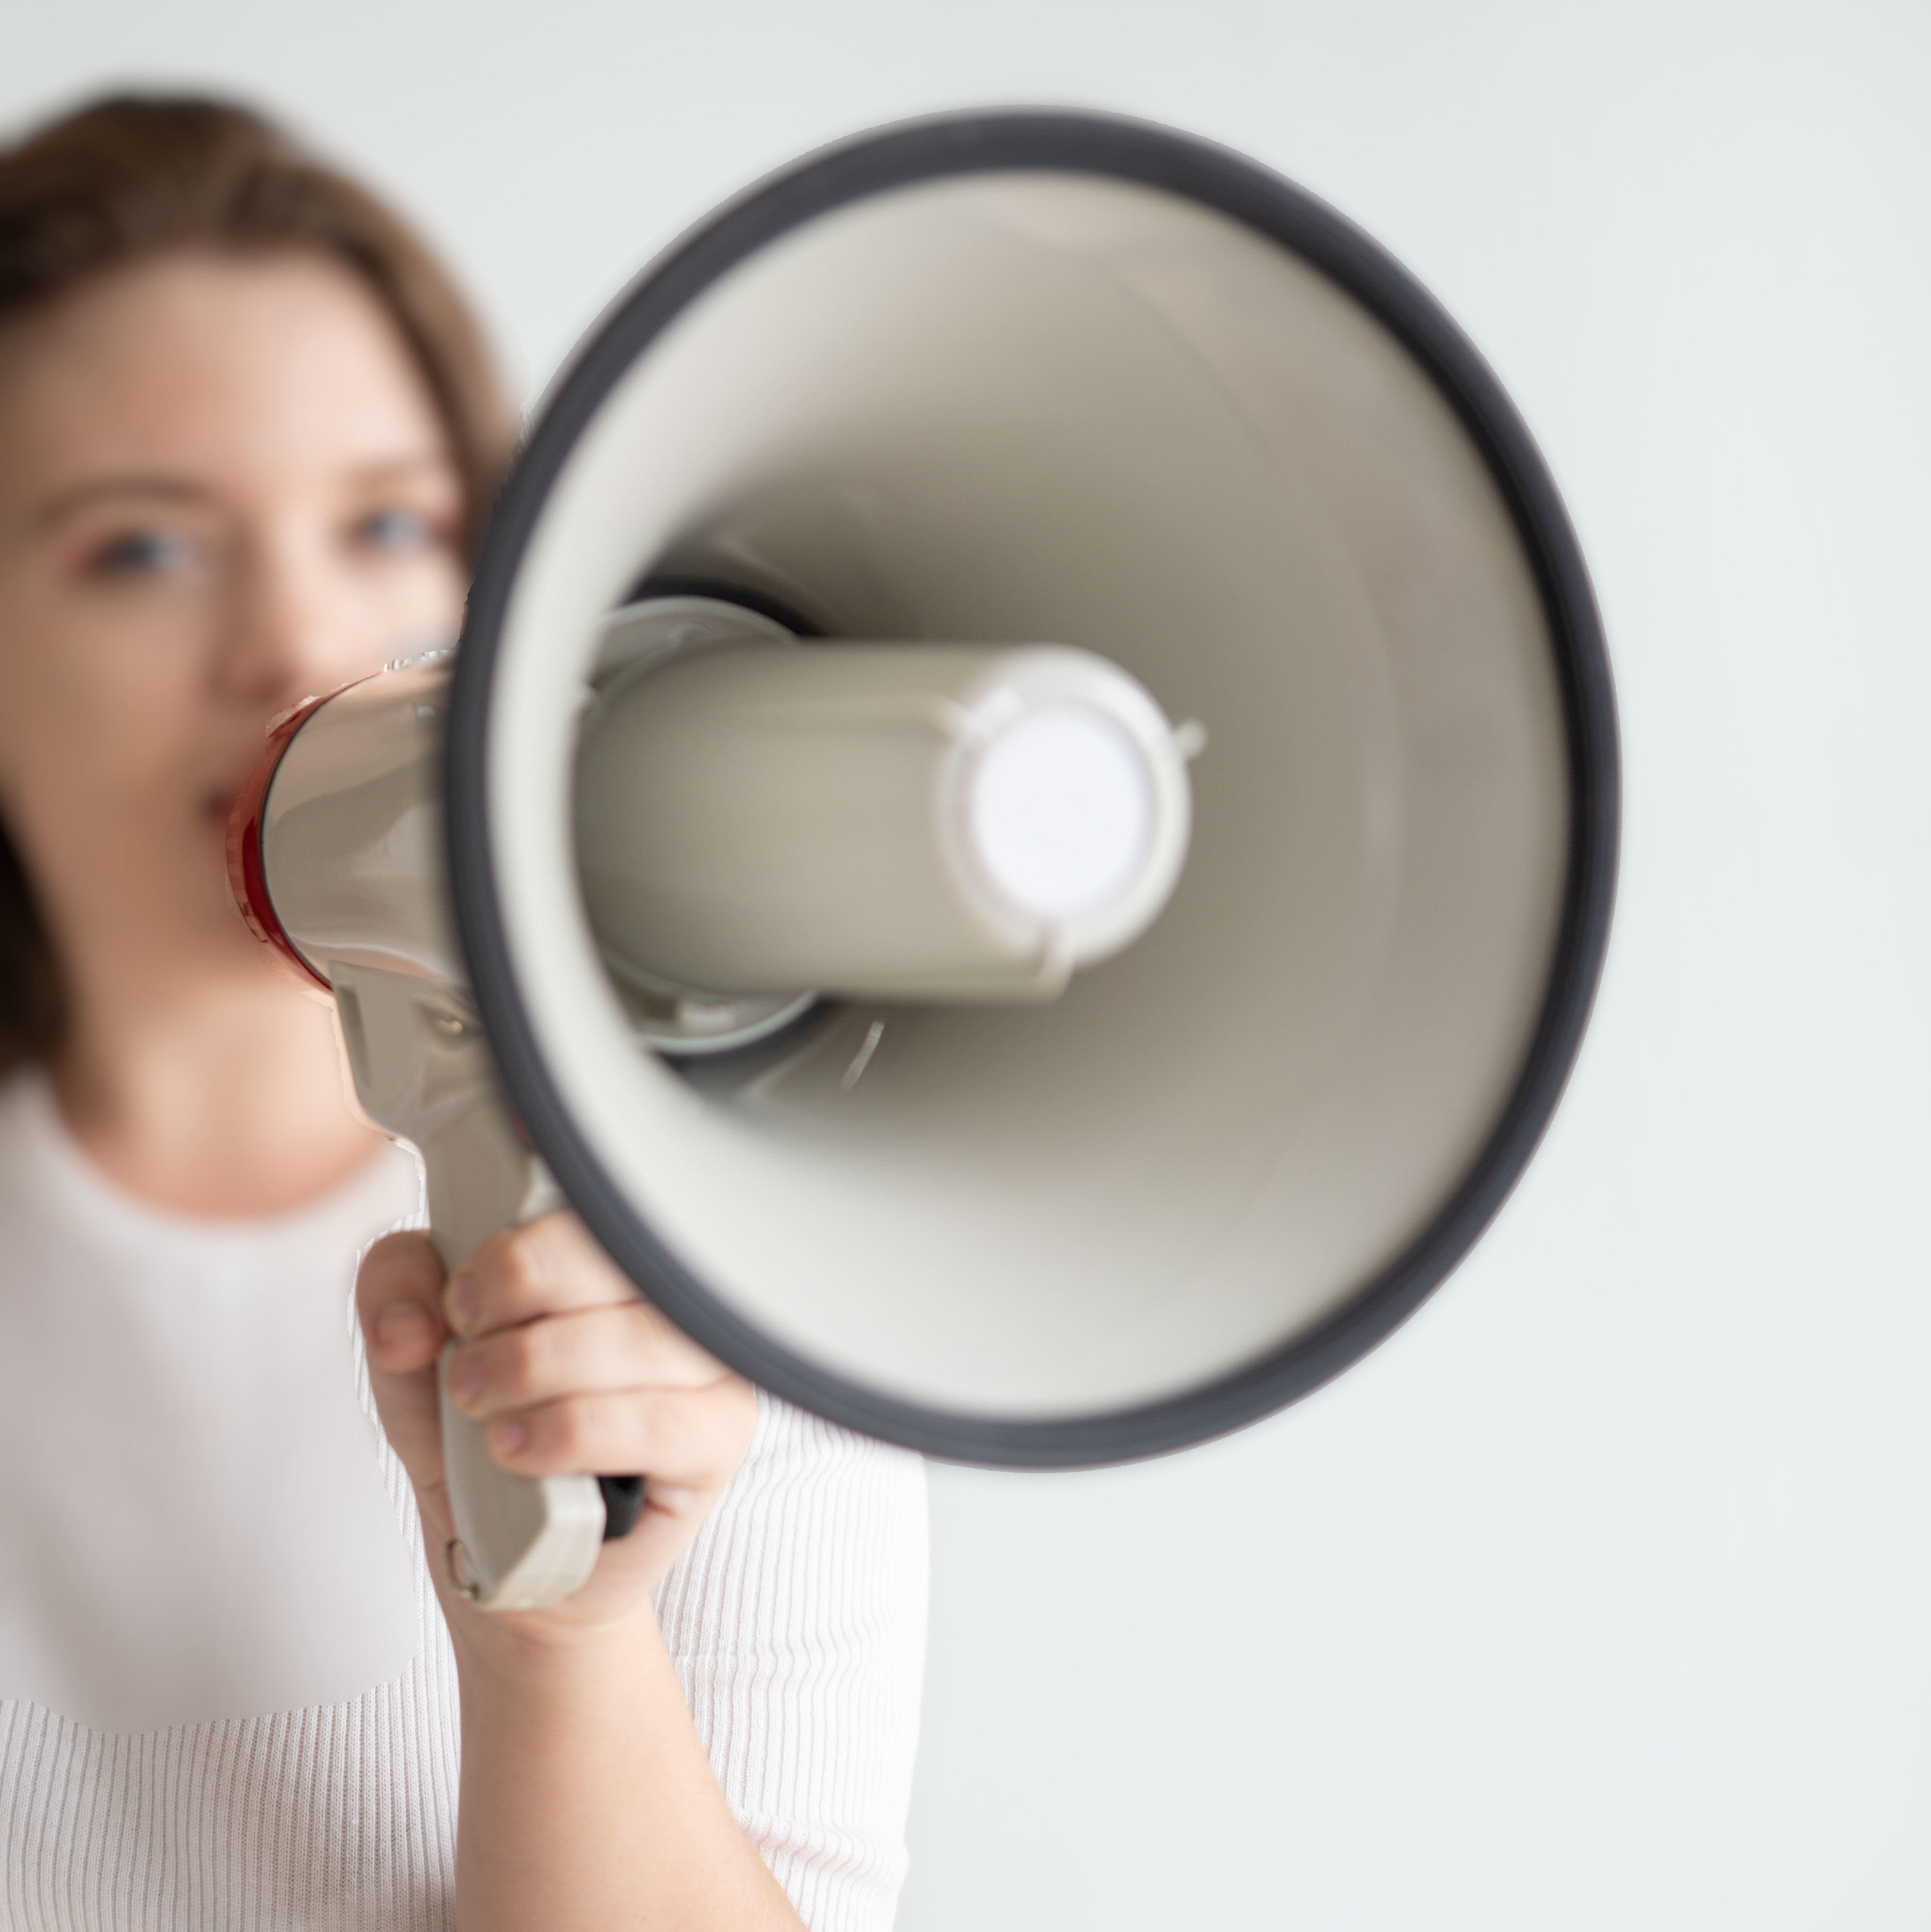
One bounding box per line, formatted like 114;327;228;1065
356;1230;452;1522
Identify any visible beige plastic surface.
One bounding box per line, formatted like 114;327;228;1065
575;636;1191;1002
479;170;1571;1421
260;665;462;986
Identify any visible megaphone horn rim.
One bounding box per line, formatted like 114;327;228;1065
445;108;1621;1467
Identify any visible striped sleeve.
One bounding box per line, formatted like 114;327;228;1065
653;1395;930;1932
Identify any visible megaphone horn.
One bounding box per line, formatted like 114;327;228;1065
231;110;1617;1612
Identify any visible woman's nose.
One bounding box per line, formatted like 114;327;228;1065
215;530;362;707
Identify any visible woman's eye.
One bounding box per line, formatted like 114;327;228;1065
85;529;195;580
353;507;439;554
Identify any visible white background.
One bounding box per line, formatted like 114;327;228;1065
5;2;1928;1925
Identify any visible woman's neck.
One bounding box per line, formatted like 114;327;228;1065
51;957;383;1218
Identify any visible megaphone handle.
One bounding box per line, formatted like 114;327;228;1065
426;1161;641;1548
331;963;610;1611
420;1113;611;1610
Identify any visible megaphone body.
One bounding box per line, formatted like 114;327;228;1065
230;111;1617;1612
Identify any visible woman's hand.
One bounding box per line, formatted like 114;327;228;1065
357;1218;805;1930
356;1212;758;1640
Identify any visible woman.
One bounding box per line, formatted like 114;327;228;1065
0;95;926;1931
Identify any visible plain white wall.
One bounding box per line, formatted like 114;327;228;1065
5;2;1928;1925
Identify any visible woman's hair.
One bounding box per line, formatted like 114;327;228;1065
0;93;517;1074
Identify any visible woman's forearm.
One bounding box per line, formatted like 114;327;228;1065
451;1608;807;1932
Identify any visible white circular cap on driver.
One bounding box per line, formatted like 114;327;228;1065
949;650;1194;972
966;704;1157;920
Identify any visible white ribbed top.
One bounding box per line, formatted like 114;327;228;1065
0;1072;928;1930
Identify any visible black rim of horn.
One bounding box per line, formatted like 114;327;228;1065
447;108;1621;1468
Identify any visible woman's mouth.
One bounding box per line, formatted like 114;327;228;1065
203;787;242;840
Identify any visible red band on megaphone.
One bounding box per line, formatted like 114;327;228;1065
225;694;333;992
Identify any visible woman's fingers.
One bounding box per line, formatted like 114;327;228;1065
356;1230;451;1507
444;1302;719;1420
444;1212;627;1334
444;1211;725;1380
479;1380;758;1489
438;1225;754;1491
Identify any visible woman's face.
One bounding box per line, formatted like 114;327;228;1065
0;248;467;990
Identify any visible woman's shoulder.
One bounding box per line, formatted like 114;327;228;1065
746;1388;929;1481
657;1391;929;1646
737;1390;932;1555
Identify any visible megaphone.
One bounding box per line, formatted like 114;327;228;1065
229;111;1617;1612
